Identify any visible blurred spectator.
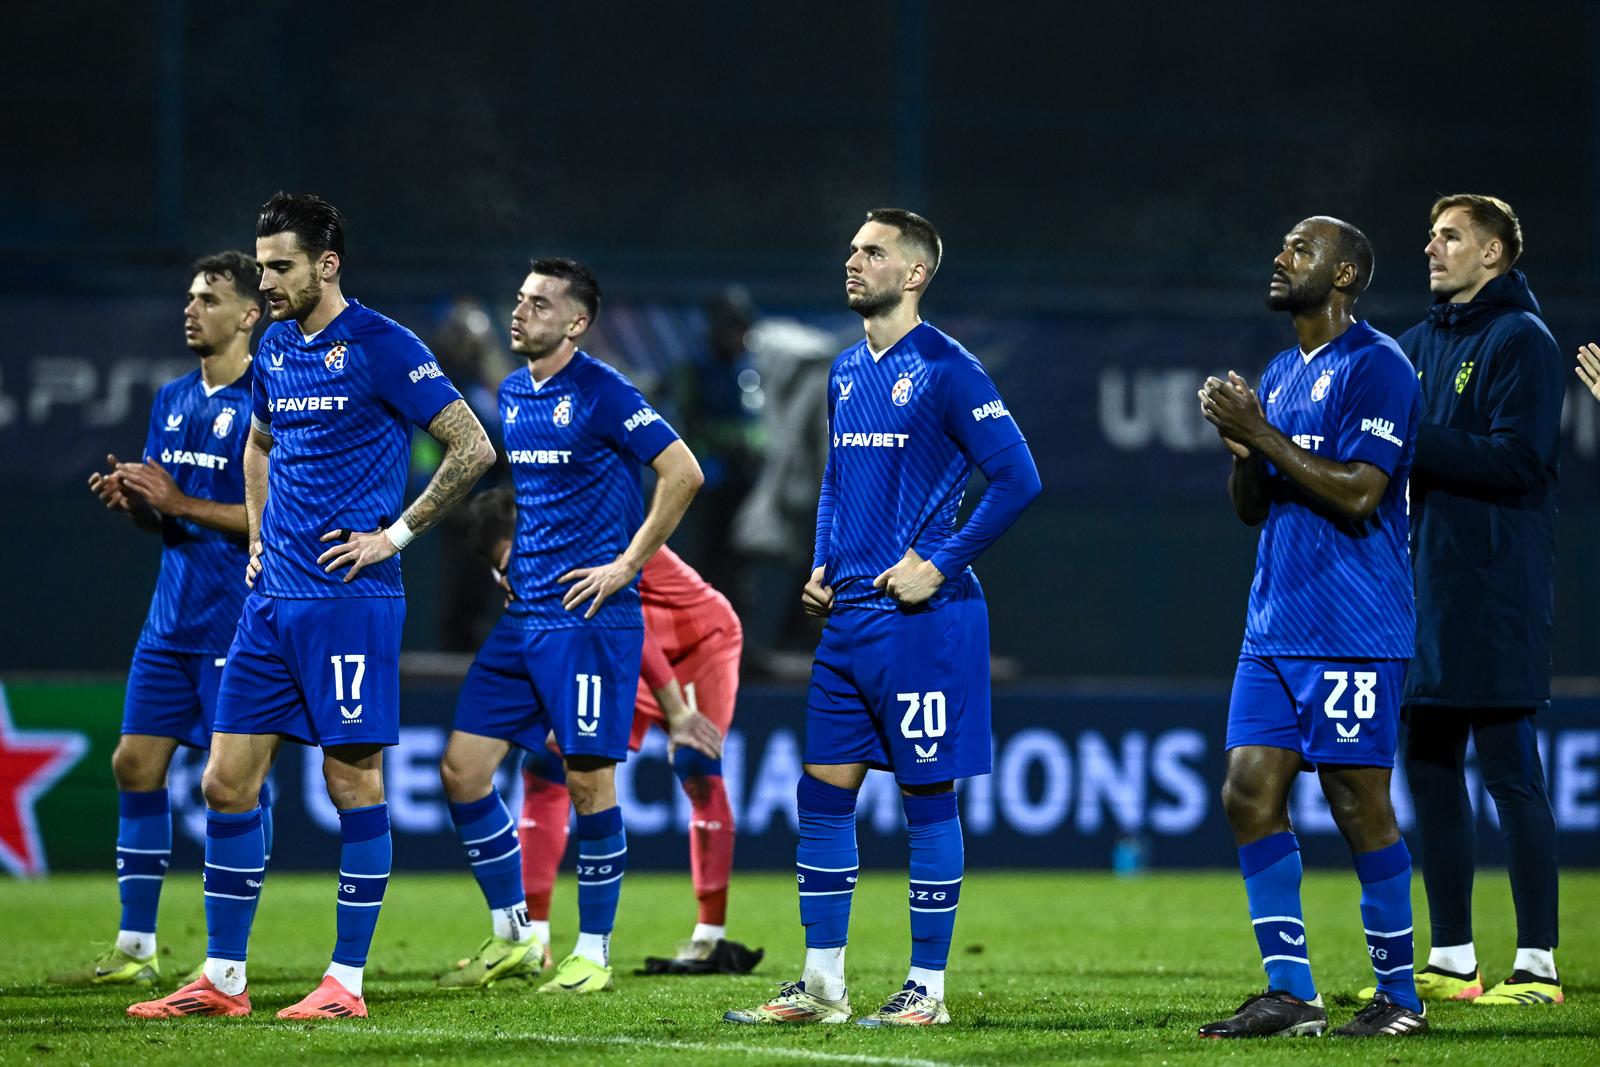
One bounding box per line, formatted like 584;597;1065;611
674;287;766;603
731;315;835;670
432;296;516;651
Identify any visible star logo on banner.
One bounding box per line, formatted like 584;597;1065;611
0;683;88;877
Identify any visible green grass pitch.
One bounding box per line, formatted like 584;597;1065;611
1;870;1594;1065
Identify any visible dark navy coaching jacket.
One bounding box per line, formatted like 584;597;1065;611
1399;270;1563;709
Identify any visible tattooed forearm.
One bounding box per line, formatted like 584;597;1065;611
401;399;496;536
244;427;273;543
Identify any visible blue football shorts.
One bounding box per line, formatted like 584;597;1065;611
122;645;228;749
1226;653;1406;768
454;617;644;762
805;583;992;785
213;592;405;747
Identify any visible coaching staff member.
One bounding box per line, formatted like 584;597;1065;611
1398;194;1565;1006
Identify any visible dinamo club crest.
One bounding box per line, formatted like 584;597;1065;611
553;397;573;426
1310;370;1333;402
212;407;236;438
325;344;348;372
891;374;914;406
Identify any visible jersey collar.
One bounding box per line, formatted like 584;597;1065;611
297;299;359;345
529;350;585;392
864;320;927;363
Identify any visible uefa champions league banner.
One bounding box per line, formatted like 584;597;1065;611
5;678;1599;876
8;292;1600;500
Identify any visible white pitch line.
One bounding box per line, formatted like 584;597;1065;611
374;1025;968;1067
5;1016;970;1067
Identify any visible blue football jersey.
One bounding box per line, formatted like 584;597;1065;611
500;353;681;630
1243;320;1421;658
819;322;1026;611
250;299;463;599
136;366;253;654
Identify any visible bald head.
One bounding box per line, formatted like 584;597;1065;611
1302;215;1374;296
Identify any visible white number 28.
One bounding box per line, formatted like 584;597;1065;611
1322;670;1377;720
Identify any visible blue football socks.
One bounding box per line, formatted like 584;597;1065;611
1238;831;1317;1002
450;790;524;912
796;774;859;950
203;807;265;965
116;790;171;945
1354;839;1421;1011
905;792;963;974
332;803;391;969
575;806;627;935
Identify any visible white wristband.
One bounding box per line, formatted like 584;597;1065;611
384;517;415;550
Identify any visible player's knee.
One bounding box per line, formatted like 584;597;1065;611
564;761;616;814
111;740;165;791
672;746;722;792
1220;775;1269;833
677;774;715;805
1325;791;1397;851
439;748;491;802
565;775;600;812
200;764;256;813
324;770;382;810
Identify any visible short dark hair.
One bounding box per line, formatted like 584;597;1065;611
1313;216;1375;296
466;487;516;562
1431;193;1523;269
191;250;264;311
256;191;347;264
864;207;942;280
528;257;602;324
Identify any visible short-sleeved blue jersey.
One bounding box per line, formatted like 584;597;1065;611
250;299;463;599
818;322;1026;611
136;366;253;653
1243;320;1421;659
499;352;681;630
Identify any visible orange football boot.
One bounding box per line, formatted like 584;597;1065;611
127;975;251;1018
276;975;368;1019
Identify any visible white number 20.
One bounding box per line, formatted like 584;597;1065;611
898;691;947;739
1322;670;1377;720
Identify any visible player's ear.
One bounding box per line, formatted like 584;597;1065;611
320;251;341;281
240;304;261;332
1333;261;1358;292
905;261;928;293
1480;236;1504;271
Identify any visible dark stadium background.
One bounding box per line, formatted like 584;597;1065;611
2;0;1599;872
